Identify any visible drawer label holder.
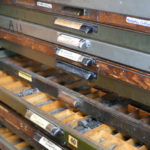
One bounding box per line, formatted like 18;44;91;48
55;48;96;66
25;110;64;136
126;16;150;27
56;60;97;80
37;1;53;8
54;18;96;33
57;34;91;49
34;133;62;150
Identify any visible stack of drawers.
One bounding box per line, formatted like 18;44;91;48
0;0;149;150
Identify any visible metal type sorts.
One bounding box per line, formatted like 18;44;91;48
0;68;149;150
0;30;150;107
0;56;149;147
0;30;150;105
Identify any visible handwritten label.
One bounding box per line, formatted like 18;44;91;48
56;49;84;62
18;71;32;82
126;17;150;27
29;113;49;129
57;34;81;47
37;1;52;8
39;137;62;150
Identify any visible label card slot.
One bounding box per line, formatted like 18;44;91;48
37;1;53;8
34;133;62;150
55;48;96;66
126;16;150;27
54;18;97;33
57;34;91;49
25;109;63;136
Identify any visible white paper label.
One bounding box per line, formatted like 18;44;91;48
30;113;49;129
56;49;84;62
37;1;52;8
126;17;150;27
39;137;62;150
57;34;81;47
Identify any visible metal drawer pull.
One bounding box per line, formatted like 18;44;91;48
54;18;97;33
56;60;97;80
55;48;96;66
57;34;91;49
25;109;64;136
34;133;63;150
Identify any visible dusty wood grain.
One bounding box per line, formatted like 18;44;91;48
0;29;150;92
1;0;150;34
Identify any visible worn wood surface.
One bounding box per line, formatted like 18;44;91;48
0;29;150;92
0;102;61;150
1;0;150;34
0;69;149;147
99;12;150;34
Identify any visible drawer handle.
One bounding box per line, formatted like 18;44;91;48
25;110;64;136
56;60;97;80
54;18;97;34
55;48;96;66
57;34;91;49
